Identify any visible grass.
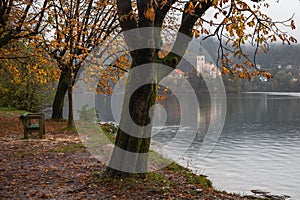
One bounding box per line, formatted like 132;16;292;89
166;162;212;188
0;107;16;111
61;126;77;132
50;142;86;153
15;149;38;157
89;162;213;198
93;171;173;195
0;106;28;114
99;123;116;142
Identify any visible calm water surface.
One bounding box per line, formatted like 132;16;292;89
152;93;300;199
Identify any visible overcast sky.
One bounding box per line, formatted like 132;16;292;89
201;0;300;42
262;0;300;40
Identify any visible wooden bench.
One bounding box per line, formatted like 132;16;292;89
19;113;45;139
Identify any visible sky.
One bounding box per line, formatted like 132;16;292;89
261;0;300;40
201;0;300;42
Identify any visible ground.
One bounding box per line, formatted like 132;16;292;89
0;108;256;199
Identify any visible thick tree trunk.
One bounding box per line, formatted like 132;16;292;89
105;53;157;178
105;84;156;178
51;70;69;120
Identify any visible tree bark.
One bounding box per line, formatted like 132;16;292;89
105;52;157;178
51;70;69;120
105;85;156;178
67;84;75;128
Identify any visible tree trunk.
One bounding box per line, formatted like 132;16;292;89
67;85;75;128
51;70;69;120
105;53;157;178
105;84;156;178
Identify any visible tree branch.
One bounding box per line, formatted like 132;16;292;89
165;0;212;68
117;0;137;31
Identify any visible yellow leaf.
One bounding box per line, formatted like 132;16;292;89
144;7;155;22
194;29;200;38
161;0;168;8
264;71;272;79
185;2;194;14
222;66;230;74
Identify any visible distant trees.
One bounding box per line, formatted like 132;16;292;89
200;38;300;70
199;37;300;92
256;44;300;67
220;68;299;92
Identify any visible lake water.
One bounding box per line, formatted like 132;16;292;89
151;92;300;199
93;92;300;198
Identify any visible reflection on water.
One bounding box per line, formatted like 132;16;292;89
152;93;300;199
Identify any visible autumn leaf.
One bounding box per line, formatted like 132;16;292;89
247;21;255;27
185;2;195;14
222;66;230;74
193;29;200;38
160;0;168;8
291;20;296;30
289;36;297;43
144;7;155;22
263;71;273;79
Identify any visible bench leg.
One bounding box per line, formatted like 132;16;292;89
24;129;29;139
39;129;43;139
39;117;45;139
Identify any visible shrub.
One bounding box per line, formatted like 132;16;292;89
77;104;99;122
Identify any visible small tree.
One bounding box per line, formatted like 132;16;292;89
41;0;119;127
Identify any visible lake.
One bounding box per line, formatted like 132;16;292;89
87;91;300;198
151;92;300;199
